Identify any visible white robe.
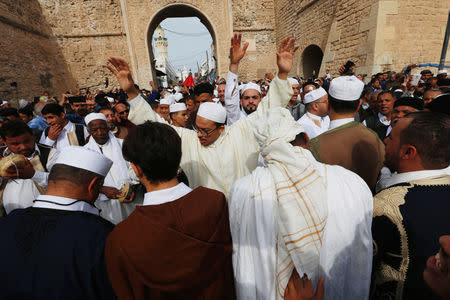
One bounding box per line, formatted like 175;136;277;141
84;132;138;224
128;76;292;197
225;70;248;125
229;150;373;300
297;112;330;139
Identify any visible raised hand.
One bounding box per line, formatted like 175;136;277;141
106;57;139;100
230;33;249;65
277;36;299;80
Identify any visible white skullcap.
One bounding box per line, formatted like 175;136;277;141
106;97;115;103
174;93;183;102
55;146;113;177
1;101;8;105
288;78;299;86
85;113;107;125
241;82;262;95
329;75;364;101
197;102;226;124
170;103;186;113
304;87;328;104
19;99;28;109
438;69;448;75
160;98;171;105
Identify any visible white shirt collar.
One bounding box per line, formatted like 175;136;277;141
143;182;193;206
329;118;354;130
306;111;321;120
378;112;391;126
33;195;100;216
385;166;450;189
63;121;73;132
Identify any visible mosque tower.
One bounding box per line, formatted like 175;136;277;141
154;25;168;60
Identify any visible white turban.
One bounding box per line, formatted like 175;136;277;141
288;78;299;86
241;82;262;95
55;146;113;176
85;113;107;125
303;87;328;104
329;76;364;101
170;103;187;113
197;102;226;124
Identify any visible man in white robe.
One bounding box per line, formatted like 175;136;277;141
228;108;373;300
84;113;138;224
106;36;299;197
297;87;330;139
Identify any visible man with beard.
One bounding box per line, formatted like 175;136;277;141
217;82;226;106
65;95;89;125
99;107;129;139
371;112;450;299
114;102;135;130
285;77;306;121
106;35;298;197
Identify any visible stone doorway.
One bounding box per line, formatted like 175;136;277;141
302;45;324;79
147;4;217;87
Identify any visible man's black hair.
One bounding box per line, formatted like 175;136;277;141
377;90;394;101
18;105;34;117
193;82;214;96
328;95;360;114
0;120;33;140
302;81;318;89
41;103;64;116
0;108;19;118
122;121;181;183
401;112;449;169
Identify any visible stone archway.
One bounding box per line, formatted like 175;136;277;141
302;45;324;79
146;4;218;86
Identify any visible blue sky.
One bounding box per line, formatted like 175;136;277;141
151;17;213;73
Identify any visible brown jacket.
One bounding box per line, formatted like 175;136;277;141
105;186;236;300
309;121;385;191
111;126;129;139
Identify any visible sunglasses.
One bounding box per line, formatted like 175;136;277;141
118;110;129;115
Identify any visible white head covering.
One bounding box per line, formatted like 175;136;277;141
85;113;107;125
19;99;28;109
288;78;299;86
329;75;364;101
438;69;448;75
241;82;262;95
1;101;8;105
303;87;328;104
197;102;226;124
106;97;115;103
159;98;171;105
170;103;187;113
174;93;183;102
55;146;113;176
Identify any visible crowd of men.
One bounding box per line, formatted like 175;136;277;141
0;33;448;300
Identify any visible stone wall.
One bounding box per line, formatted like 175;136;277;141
0;0;76;105
232;0;278;81
38;0;129;93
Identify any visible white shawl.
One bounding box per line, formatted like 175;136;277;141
253;108;328;298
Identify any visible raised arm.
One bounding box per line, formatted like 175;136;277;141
106;57;195;140
245;36;299;121
225;33;249;125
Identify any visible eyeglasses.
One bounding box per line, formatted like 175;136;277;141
118;110;129;115
192;124;219;137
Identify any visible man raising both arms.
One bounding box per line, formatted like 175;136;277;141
106;36;298;197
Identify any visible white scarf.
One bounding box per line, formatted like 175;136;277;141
84;132;131;196
253;108;328;298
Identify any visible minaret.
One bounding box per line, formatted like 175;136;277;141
154;25;168;60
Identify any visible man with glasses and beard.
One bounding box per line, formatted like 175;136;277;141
106;35;298;197
114;102;135;130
